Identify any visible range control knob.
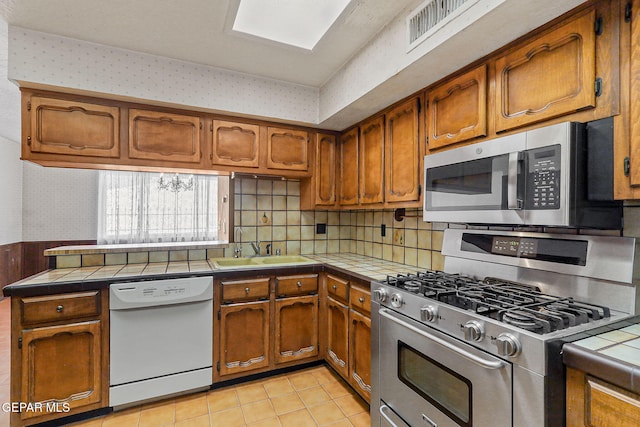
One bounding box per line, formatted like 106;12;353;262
390;293;404;308
462;320;485;342
373;288;388;303
420;305;438;322
496;333;521;357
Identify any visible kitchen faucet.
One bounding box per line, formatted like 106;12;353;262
250;241;261;256
233;227;243;258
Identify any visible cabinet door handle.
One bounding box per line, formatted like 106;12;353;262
332;285;338;290
358;297;365;303
245;287;250;294
297;281;303;288
56;305;64;313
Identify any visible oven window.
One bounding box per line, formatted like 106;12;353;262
398;341;472;426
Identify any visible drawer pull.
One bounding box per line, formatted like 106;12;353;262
358;297;365;303
245;287;250;294
332;285;338;290
297;281;303;288
56;305;64;313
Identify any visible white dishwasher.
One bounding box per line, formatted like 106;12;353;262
109;276;213;408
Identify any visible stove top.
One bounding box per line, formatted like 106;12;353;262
383;270;611;334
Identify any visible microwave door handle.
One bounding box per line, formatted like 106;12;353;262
507;152;523;210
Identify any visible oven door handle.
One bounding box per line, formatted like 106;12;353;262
379;309;507;370
507;151;523;210
380;404;412;427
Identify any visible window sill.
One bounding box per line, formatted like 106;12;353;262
44;241;230;256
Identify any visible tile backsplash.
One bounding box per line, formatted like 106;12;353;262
230;178;444;269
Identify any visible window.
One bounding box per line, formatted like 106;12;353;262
98;171;230;244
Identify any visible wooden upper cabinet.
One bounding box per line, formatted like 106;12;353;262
315;133;337;206
494;9;597;132
629;0;640;187
339;127;359;206
27;96;120;158
128;109;202;163
386;98;421;203
428;65;487;149
212;120;260;168
266;127;309;171
359;116;385;205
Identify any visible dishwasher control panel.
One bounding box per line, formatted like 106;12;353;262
110;277;213;310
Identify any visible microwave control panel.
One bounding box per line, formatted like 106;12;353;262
525;145;561;210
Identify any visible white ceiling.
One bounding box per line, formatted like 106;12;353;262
1;0;410;87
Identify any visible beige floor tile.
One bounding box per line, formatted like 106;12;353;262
270;392;306;415
321;380;352;399
325;420;354;427
349;411;371;427
236;383;268;404
310;367;341;385
333;394;367;417
278;408;317;427
263;378;295;397
298;385;332;407
67;417;105;427
308;401;346;426
210;406;245;427
139;401;175;427
247;417;282;427
288;373;319;391
102;409;141;427
175;394;209;421
242;399;277;424
208;388;240;413
176;413;212;427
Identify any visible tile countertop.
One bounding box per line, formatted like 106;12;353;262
563;316;640;394
2;253;421;295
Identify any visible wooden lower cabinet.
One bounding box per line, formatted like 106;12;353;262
349;309;372;402
219;300;270;376
274;295;318;364
567;367;640;426
326;296;349;378
11;290;108;427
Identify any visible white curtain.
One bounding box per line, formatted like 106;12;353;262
98;171;219;244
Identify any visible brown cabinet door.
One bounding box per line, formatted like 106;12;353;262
274;295;319;364
315;133;337;206
494;9;596;132
27;96;120;158
20;321;102;420
212;120;260;168
275;274;318;297
219;300;270;376
566;368;640;427
349;309;371;402
359;116;385;205
327;274;349;303
338;127;359;206
630;0;640;186
349;285;371;316
386;98;421;203
128;109;202;163
326;296;349;378
427;65;487;149
221;278;270;303
266;127;309;171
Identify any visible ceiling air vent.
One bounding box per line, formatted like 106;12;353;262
406;0;477;52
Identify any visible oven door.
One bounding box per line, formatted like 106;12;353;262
379;308;512;427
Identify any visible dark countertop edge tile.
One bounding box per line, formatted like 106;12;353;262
2;264;329;297
563;342;640;393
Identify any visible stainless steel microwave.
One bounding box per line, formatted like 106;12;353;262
423;117;623;228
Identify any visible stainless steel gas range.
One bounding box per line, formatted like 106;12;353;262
371;228;637;427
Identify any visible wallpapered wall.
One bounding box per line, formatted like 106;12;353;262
0;136;22;245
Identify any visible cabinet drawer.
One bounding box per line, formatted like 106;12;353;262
21;291;101;325
327;274;349;302
350;286;371;315
222;278;270;302
276;274;318;297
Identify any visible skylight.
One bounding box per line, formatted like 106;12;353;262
232;0;351;50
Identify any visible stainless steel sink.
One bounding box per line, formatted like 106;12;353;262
210;255;316;269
